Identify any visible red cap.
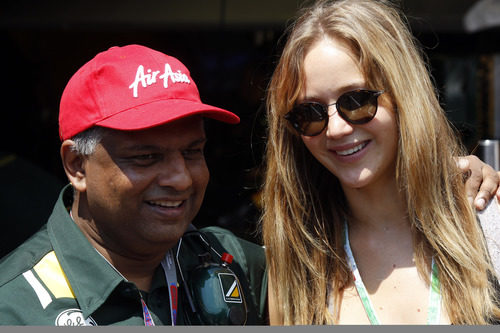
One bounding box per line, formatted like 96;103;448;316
59;44;240;140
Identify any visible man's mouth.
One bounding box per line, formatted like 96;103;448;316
146;200;183;208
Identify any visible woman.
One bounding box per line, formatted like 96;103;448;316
262;0;500;324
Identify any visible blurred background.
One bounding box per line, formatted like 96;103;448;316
1;0;500;256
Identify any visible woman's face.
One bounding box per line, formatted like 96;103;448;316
299;37;398;190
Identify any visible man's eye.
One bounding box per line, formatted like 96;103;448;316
135;154;155;160
130;154;160;165
183;149;204;158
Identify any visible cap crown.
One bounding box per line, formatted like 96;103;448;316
59;44;238;140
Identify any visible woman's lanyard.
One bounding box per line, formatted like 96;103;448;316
95;248;178;326
343;221;441;324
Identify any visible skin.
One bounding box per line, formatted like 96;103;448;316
458;156;500;209
60;116;209;291
300;36;448;324
299;39;398;193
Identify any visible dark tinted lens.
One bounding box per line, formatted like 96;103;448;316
286;102;328;136
337;90;379;124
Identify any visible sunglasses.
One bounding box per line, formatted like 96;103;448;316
284;89;384;137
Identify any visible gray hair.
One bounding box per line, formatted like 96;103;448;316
70;126;107;156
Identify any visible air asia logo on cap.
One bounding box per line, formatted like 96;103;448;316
129;64;191;98
55;309;97;326
218;272;243;303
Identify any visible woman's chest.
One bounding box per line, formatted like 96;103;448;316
334;266;450;324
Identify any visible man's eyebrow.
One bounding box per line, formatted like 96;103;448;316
123;144;162;152
122;137;207;151
187;137;208;147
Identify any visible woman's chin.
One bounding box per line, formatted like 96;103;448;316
337;170;374;190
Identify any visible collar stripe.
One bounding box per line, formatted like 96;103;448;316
33;251;75;299
22;270;53;309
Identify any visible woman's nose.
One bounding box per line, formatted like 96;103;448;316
325;107;355;139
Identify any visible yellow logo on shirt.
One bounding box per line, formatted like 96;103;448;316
217;272;243;303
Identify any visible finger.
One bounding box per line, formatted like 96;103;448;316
474;192;489;210
474;164;499;210
455;157;470;171
461;156;483;205
457;155;499;209
464;166;483;206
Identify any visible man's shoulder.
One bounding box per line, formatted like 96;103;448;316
196;226;268;324
0;225;51;287
0;226;55;325
198;226;262;247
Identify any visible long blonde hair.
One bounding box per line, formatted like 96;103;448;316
262;0;500;324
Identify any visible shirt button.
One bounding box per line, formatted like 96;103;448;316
121;286;138;298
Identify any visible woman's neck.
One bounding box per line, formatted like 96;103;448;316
342;175;416;285
342;174;408;232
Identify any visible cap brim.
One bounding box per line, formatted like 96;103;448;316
95;99;240;131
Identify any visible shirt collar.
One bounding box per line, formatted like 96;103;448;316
46;185;125;318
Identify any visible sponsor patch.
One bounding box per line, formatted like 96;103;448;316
218;272;243;303
55;309;97;326
129;63;190;98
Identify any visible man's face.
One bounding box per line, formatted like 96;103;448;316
80;117;209;256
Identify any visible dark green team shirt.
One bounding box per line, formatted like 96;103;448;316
0;186;268;325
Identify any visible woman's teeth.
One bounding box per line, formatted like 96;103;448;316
337;142;367;156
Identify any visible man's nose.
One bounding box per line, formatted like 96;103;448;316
157;154;193;191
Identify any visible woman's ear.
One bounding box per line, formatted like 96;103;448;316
60;140;87;193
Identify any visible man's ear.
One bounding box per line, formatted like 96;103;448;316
60;140;87;193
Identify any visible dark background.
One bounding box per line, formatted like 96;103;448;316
1;0;499;256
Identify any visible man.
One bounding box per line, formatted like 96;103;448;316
0;44;498;326
0;45;266;325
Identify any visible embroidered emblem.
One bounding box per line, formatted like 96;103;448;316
55;309;97;326
218;272;243;303
129;63;190;97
